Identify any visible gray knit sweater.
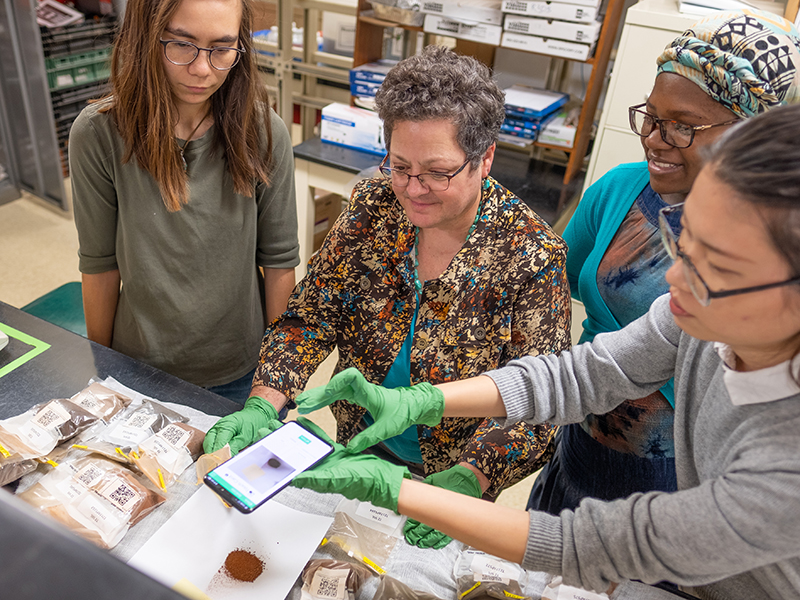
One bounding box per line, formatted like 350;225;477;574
486;294;800;600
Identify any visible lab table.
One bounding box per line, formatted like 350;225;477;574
0;301;687;600
0;300;241;419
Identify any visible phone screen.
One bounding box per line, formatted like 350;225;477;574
204;421;333;513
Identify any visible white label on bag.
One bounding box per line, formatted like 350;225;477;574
310;567;348;599
75;462;105;488
156;424;191;449
74;392;104;417
8;420;56;454
471;555;519;584
103;413;158;445
555;584;609;600
32;402;71;430
97;476;141;513
354;502;404;530
75;493;125;539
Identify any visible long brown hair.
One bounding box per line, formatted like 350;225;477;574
103;0;272;211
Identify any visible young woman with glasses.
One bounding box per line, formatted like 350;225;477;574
526;10;800;515
285;102;800;600
69;0;299;402
204;46;571;549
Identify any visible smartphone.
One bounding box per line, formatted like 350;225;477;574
203;421;333;513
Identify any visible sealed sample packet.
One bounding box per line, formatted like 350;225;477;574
78;399;188;461
325;499;406;574
68;382;132;422
0;398;102;486
300;558;372;600
374;575;446;600
133;422;205;490
18;455;165;548
454;548;532;600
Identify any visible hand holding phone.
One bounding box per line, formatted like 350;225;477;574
204;421;333;513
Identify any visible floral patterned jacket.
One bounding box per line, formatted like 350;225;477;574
254;176;570;497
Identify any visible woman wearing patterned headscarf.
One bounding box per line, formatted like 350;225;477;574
528;10;800;516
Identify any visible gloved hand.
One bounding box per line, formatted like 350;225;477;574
296;368;445;454
403;465;482;549
203;396;280;455
289;416;412;513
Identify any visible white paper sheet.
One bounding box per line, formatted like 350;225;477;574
128;485;333;599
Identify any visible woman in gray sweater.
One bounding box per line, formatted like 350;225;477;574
286;103;800;600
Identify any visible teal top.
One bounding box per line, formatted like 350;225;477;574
364;300;423;464
563;162;674;406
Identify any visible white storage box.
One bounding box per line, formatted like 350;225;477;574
501;31;595;60
320;103;385;156
501;0;598;23
538;110;577;147
421;0;504;25
321;12;357;56
503;14;601;43
423;14;503;44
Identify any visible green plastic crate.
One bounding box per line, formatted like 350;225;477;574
46;47;112;91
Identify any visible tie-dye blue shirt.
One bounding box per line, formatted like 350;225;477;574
583;184;677;458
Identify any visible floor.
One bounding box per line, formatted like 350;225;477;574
0;184;585;511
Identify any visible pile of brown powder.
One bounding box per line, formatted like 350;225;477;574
223;549;264;582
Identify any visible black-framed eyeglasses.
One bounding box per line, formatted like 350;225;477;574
160;39;245;71
658;203;800;306
629;103;740;149
378;155;470;192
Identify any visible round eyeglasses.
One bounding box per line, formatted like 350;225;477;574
379;156;470;192
160;39;245;71
629;103;739;149
658;203;800;306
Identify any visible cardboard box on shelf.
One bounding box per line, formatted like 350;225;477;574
423;14;503;45
314;194;345;251
421;0;504;26
500;31;595;60
320;103;385;155
538;110;577;148
501;0;598;23
503;14;601;43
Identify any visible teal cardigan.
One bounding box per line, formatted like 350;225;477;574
563;161;675;406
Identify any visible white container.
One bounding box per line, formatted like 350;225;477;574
320;103;385;155
421;0;504;25
423;14;503;45
503;14;601;43
321;12;357;56
501;0;598;23
501;30;595;60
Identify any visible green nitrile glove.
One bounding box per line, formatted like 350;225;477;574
203;396;280;455
403;465;482;549
290;416;412;513
296;368;445;454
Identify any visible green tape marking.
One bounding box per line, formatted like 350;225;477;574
0;322;51;379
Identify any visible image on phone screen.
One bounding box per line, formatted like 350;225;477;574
204;421;333;513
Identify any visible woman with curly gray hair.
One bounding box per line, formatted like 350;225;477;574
205;45;570;549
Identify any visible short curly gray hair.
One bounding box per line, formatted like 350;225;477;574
374;46;505;167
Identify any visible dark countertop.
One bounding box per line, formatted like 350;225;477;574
0;301;241;418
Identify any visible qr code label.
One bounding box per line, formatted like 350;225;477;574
310;568;347;599
98;476;140;512
32;402;71;430
125;413;158;431
75;392;102;415
157;424;191;449
75;463;104;488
